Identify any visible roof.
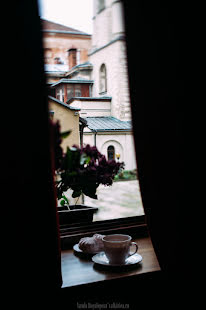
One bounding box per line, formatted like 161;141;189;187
51;78;94;87
48;96;80;111
67;96;112;104
85;117;132;132
41;19;91;36
65;62;93;78
72;61;92;69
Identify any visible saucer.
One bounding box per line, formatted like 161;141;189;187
92;252;142;267
73;243;99;255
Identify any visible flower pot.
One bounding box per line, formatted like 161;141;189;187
58;204;98;226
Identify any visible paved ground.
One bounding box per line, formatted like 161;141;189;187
84;180;145;221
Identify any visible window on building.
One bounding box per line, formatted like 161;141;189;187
99;63;107;94
67;85;74;101
68;48;77;69
75;85;81;97
56;86;64;102
107;145;115;160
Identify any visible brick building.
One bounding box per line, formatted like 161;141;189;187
41;19;92;84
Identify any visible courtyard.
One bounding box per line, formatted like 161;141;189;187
84;180;145;221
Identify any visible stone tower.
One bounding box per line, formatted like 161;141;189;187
89;0;131;121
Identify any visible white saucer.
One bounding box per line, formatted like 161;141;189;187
73;243;99;255
92;252;142;267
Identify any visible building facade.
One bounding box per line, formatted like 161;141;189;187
41;19;92;84
89;0;131;121
48;96;80;151
43;1;136;170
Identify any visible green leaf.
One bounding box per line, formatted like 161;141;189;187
60;199;65;206
62;195;69;205
80;153;91;165
60;130;71;139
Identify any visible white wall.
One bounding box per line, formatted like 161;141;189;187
90;40;131;120
69;99;111;117
111;0;125;39
92;0;113;49
92;0;125;48
83;131;137;170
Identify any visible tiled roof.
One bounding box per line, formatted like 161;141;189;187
85;117;132;132
72;61;93;69
41;19;90;36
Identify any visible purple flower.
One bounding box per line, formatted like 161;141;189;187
53;125;125;200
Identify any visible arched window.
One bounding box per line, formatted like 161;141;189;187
107;145;115;160
99;64;107;94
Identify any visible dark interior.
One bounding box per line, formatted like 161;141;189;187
2;0;201;306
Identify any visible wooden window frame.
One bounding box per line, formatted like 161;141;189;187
60;215;147;249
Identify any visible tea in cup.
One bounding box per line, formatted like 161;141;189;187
102;234;138;265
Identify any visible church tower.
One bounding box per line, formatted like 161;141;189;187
89;0;131;121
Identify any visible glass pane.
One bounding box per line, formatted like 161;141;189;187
40;0;145;222
67;85;74;100
75;85;81;97
107;145;115;160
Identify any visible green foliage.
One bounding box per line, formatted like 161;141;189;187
114;169;138;182
60;195;69;206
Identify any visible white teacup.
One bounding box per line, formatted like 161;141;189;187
102;234;138;265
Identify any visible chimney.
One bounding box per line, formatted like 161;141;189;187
68;48;77;69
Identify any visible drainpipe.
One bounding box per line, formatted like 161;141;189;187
93;130;97;147
79;117;87;148
80;124;84;148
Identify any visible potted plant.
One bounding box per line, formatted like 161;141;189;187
52;121;124;225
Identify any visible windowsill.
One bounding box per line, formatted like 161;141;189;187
61;234;161;289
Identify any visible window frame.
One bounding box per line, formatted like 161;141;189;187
66;85;74;101
60;215;147;249
56;86;65;102
74;84;81;97
107;145;115;160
